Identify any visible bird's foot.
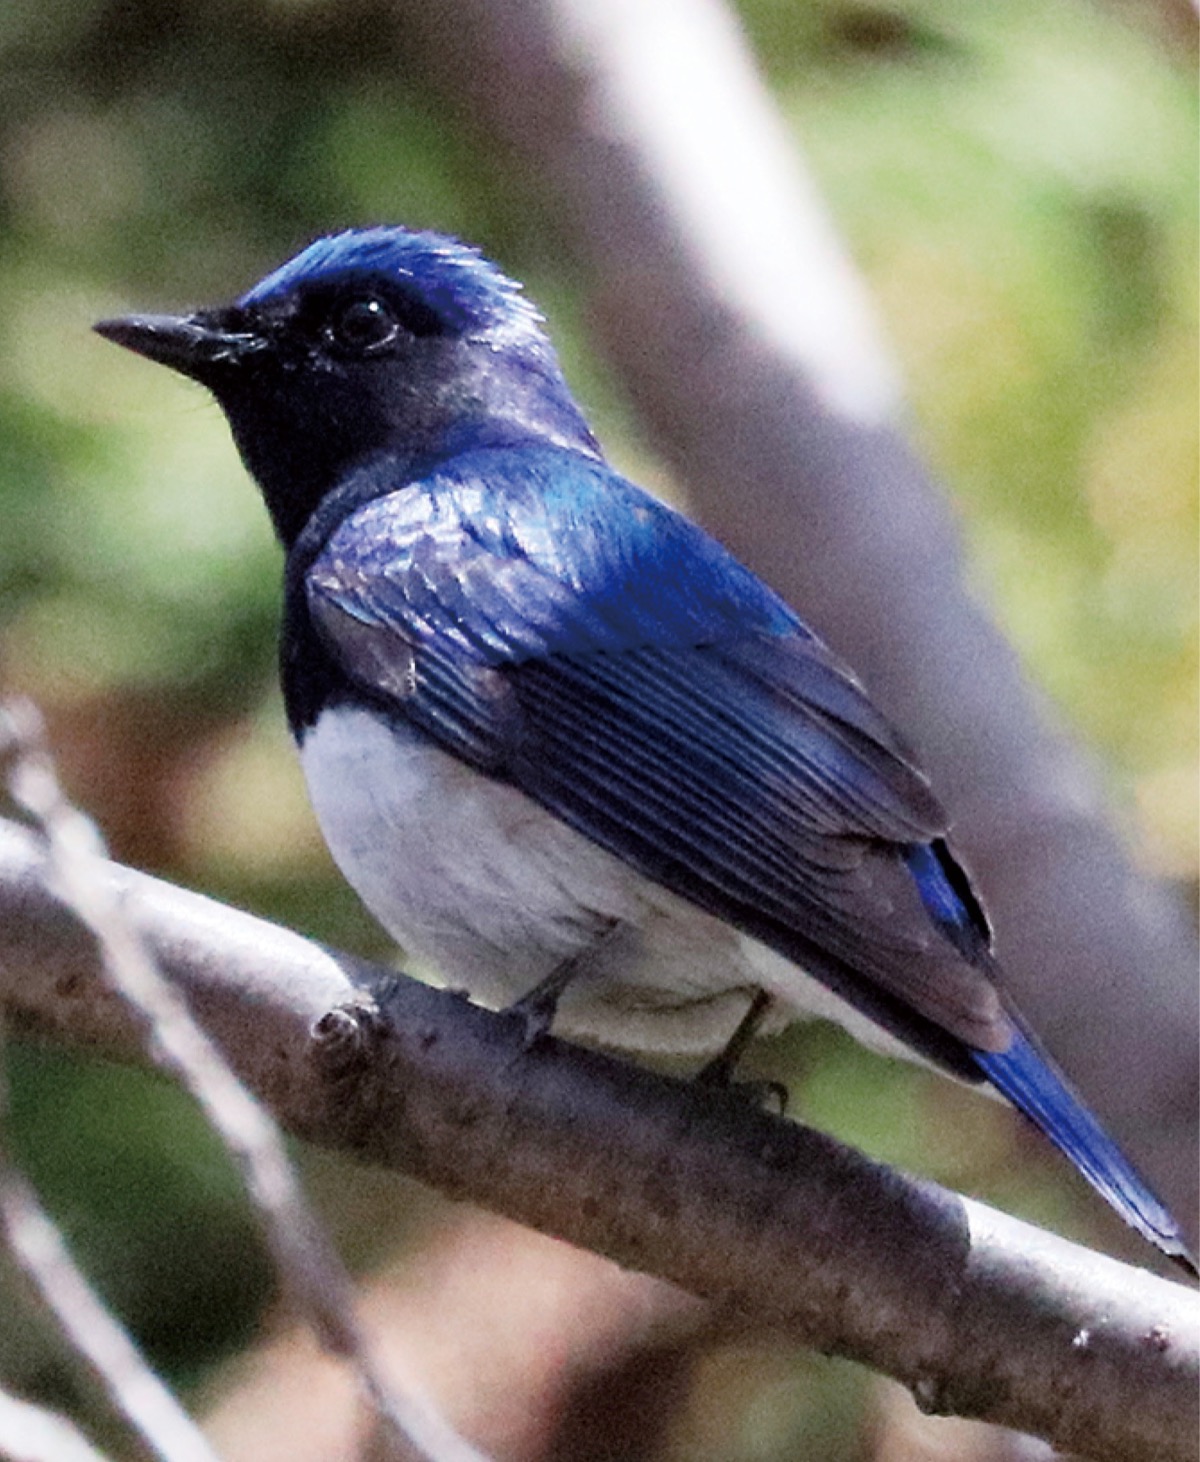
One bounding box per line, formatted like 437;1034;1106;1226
694;1061;789;1115
693;989;787;1112
506;978;566;1050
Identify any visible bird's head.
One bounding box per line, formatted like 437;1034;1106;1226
95;227;599;546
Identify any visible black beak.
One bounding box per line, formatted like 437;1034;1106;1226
93;312;264;382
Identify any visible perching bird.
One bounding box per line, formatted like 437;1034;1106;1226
96;225;1194;1273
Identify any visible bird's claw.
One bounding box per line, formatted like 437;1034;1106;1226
506;988;559;1050
694;1061;789;1115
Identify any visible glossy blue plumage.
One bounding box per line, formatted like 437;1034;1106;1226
240;226;547;348
308;445;803;661
304;444;1006;1069
975;1030;1186;1256
95;225;1195;1272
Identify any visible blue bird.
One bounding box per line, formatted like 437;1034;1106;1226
96;226;1195;1273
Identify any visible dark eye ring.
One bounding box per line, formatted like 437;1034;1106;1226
327;296;400;354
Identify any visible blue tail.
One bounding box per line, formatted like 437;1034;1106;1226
975;1027;1197;1276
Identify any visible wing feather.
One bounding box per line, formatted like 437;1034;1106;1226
305;449;1009;1060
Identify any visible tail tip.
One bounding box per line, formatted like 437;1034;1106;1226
974;1029;1196;1277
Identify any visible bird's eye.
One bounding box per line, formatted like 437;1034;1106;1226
327;296;401;354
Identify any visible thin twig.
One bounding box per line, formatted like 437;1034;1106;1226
0;699;489;1462
0;1020;221;1462
0;1386;117;1462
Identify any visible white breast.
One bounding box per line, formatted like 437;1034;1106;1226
300;703;917;1062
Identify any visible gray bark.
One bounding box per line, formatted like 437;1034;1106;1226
1;818;1195;1462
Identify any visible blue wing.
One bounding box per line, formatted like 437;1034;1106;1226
304;446;1004;1063
304;445;1194;1269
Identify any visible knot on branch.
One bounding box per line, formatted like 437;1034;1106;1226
312;999;384;1076
308;981;433;1150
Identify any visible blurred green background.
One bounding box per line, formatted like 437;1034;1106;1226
0;1;1195;1457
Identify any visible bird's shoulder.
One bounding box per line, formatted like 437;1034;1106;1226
296;442;942;830
302;443;935;788
300;442;803;665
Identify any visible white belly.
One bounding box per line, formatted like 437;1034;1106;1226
300;704;916;1061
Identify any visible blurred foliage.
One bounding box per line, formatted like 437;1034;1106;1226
0;1;1194;1457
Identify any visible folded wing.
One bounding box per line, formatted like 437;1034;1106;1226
306;447;1009;1072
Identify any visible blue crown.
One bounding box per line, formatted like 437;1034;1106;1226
239;226;546;345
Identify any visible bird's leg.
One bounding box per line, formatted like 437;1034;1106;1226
696;988;773;1083
506;917;622;1049
695;990;787;1111
506;959;582;1049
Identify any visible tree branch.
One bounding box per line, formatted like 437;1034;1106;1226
0;816;1194;1462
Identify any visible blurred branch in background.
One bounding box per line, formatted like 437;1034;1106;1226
0;1132;219;1462
0;813;1195;1462
1099;0;1199;52
203;1213;702;1462
390;0;1199;1231
0;1386;117;1462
